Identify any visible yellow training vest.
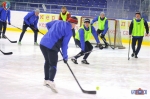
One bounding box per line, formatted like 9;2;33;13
98;16;107;30
132;18;145;36
60;11;69;21
75;25;92;41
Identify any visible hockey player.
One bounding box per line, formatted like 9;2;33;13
18;9;40;45
40;16;78;93
0;1;11;39
58;6;77;47
91;12;109;48
58;6;71;21
129;12;149;58
71;18;103;64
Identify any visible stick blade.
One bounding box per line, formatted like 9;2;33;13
83;90;96;94
4;52;13;55
11;41;17;43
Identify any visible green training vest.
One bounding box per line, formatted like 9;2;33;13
75;25;92;41
98;16;107;30
60;11;69;21
132;18;145;36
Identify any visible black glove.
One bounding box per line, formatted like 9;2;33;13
8;23;11;25
63;59;68;64
100;34;105;38
98;44;103;49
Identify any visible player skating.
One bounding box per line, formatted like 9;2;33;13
0;1;11;39
40;17;78;93
91;12;109;48
129;12;149;58
71;18;103;64
18;9;40;45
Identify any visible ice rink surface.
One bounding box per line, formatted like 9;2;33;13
0;31;150;99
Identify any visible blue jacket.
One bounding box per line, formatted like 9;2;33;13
40;20;72;60
24;11;39;29
91;16;108;35
79;25;100;51
0;7;10;23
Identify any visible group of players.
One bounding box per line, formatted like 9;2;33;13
40;7;149;92
0;1;149;93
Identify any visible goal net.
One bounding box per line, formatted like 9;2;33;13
80;16;125;49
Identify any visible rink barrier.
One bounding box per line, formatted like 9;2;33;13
6;11;150;46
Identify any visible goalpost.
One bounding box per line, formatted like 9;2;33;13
80;16;125;49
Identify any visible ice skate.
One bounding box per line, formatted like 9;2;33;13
18;42;21;45
2;35;6;39
46;81;58;93
135;55;138;58
71;58;78;64
43;80;49;86
103;44;108;48
95;44;99;48
81;60;89;64
131;53;135;57
34;42;39;46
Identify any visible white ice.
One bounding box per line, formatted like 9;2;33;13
0;31;150;99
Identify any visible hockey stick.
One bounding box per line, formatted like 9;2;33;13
38;31;44;35
128;37;131;60
0;49;13;55
101;38;114;49
4;35;17;43
11;24;44;35
58;49;100;62
11;24;22;30
60;51;96;94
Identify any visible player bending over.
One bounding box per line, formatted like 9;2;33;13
71;18;103;65
18;9;40;45
40;17;78;93
91;12;109;48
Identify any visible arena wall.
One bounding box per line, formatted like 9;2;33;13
6;11;150;46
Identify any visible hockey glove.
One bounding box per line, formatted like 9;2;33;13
8;23;11;25
63;59;68;64
100;34;105;38
98;44;103;49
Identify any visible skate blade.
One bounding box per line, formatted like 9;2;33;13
46;84;58;93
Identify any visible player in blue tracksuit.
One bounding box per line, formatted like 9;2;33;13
91;12;109;48
0;1;11;39
71;19;103;64
18;9;40;45
40;16;78;93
